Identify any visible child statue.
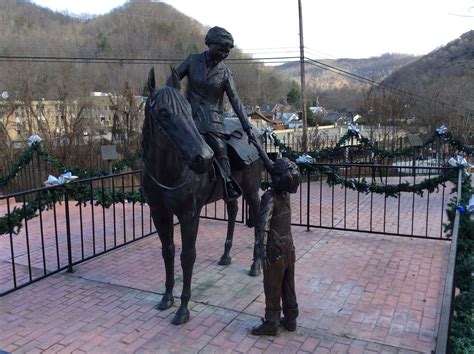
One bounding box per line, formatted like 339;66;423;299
249;141;302;336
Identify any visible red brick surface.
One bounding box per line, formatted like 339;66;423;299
1;218;449;353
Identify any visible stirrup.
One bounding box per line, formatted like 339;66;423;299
223;179;242;201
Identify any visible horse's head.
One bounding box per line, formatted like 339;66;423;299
144;68;214;174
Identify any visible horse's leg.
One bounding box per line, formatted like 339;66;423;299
247;192;262;277
171;212;201;325
150;207;175;310
218;199;238;265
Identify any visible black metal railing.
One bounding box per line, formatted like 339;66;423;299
0;170;155;296
200;163;456;239
0;161;457;297
267;128;471;170
296;164;455;239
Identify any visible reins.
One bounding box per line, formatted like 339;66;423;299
143;159;191;191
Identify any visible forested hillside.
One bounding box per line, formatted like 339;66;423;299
361;30;474;141
0;0;291;104
1;0;472;139
276;54;418;110
381;31;474;119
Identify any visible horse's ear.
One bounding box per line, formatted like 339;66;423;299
148;67;156;94
166;66;181;91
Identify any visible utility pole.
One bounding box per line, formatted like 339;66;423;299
298;0;307;152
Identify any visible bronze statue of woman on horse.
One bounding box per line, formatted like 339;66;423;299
141;27;265;325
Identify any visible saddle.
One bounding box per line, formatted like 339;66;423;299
206;118;262;201
224;118;262;170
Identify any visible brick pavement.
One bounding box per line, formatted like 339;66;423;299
1;218;449;353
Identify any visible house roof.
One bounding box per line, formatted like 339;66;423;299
281;112;298;120
249;111;273;123
249;111;286;126
259;103;279;113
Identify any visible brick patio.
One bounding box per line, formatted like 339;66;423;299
1;217;449;353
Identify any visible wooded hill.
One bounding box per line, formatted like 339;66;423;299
275;53;419;110
371;31;474;141
1;0;472;125
275;30;473;142
0;0;292;104
381;30;474;113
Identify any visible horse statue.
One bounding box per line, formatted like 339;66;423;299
141;68;263;325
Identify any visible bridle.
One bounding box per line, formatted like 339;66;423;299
143;96;192;191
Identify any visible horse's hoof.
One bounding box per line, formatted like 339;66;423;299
155;294;174;310
218;255;232;266
171;307;190;325
248;263;261;277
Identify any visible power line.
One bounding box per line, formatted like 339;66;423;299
0;55;179;64
0;54;300;65
0;53;471;114
304;46;339;60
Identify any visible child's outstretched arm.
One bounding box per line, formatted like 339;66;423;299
248;133;274;172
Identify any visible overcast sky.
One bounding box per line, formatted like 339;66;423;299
31;0;474;59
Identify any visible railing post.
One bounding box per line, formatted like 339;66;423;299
64;189;74;273
306;169;310;231
435;167;463;353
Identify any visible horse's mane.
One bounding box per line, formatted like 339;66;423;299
142;86;192;155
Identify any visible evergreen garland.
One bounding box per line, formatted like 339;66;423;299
0;143;60;188
0;143;144;189
294;161;455;198
112;150;143;173
272;128;473;163
270;129;460;198
0;182;145;236
441;132;474;155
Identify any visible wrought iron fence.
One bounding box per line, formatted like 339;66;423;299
199;162;455;239
267;128;470;167
0;143;142;195
0;161;457;297
294;164;455;238
0;170;155;296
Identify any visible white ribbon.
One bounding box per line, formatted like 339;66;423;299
348;123;361;138
468;195;474;213
44;171;78;186
28;135;42;146
436;124;448;136
448;155;469;168
260;125;274;143
296;154;314;164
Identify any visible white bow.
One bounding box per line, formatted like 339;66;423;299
28;135;42;146
296;154;314;164
436;124;448;136
44;171;78;186
448;155;469;168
